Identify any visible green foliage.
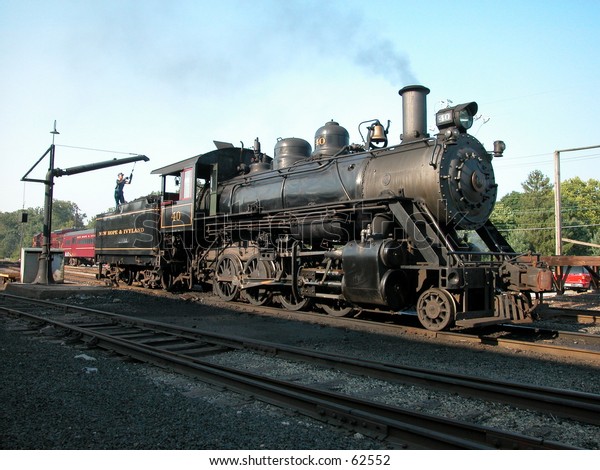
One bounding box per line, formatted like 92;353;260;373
561;177;600;226
50;200;87;230
591;231;600;256
492;170;600;256
518;171;555;255
0;208;40;260
0;200;90;260
0;212;25;260
521;169;552;195
557;176;599;255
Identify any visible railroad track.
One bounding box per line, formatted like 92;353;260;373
0;293;594;449
541;307;600;324
58;266;600;369
202;295;600;365
62;266;600;365
64;265;99;282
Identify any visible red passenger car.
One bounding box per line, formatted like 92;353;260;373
62;229;96;266
32;228;72;249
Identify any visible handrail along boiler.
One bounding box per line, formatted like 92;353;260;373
95;85;553;330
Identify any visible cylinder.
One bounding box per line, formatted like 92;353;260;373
398;85;430;142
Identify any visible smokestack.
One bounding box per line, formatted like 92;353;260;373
398;85;430;142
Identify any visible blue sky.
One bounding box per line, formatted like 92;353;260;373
1;0;599;222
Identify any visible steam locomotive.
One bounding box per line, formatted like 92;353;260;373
95;85;553;330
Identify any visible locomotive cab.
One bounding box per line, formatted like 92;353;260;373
153;157;201;233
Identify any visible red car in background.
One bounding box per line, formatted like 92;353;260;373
561;266;592;292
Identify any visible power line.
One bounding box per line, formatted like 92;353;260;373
497;222;600;232
495;156;600;170
494;152;600;169
495;205;600;216
56;144;138;155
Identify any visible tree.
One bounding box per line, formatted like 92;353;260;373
0;208;43;260
591;230;600;256
51;200;87;230
0;200;88;260
492;171;600;256
561;177;600;226
519;170;555;255
521;169;553;194
560;177;600;255
490;194;530;252
492;170;555;255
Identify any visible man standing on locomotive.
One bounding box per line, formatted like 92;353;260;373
114;172;131;209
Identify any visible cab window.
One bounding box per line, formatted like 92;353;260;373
180;168;194;200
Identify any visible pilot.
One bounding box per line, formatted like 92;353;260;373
114;172;130;208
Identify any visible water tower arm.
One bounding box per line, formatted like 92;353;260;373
52;155;149;177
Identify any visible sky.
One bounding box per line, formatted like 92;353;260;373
1;0;599;223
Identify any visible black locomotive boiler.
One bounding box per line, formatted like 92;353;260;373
95;85;553;330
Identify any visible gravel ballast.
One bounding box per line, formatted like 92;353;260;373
1;286;599;450
0;319;387;450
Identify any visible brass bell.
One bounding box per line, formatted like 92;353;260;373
370;121;387;143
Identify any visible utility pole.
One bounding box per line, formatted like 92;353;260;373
554;144;600;255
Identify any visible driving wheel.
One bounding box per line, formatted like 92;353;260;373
278;290;311;311
317;300;354;317
241;255;274;306
277;265;310;311
214;254;242;301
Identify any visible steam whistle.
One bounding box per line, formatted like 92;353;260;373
253;137;262;162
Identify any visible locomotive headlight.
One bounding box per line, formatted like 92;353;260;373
458;108;474;129
436;101;478;133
